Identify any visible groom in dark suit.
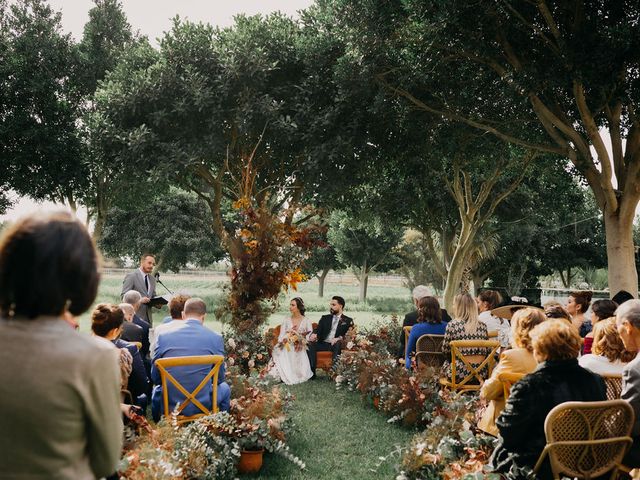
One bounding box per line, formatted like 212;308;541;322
307;296;353;377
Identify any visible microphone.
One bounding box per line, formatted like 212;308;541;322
154;271;174;294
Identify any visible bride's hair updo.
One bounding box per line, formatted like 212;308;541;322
292;297;305;315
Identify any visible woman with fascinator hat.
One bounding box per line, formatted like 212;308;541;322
268;297;314;384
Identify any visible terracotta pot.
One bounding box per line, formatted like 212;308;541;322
373;396;380;409
238;449;264;474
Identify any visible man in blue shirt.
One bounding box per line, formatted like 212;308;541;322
151;297;231;421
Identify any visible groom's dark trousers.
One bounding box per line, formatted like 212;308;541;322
307;341;342;374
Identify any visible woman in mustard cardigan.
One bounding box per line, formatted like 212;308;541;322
478;307;546;436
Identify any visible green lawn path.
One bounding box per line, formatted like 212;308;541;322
249;376;414;480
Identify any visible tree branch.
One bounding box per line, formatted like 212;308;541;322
376;75;565;155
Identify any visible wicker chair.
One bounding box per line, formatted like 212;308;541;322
602;374;623;400
533;400;634;479
155;354;224;425
415;334;445;369
439;339;500;392
497;371;526;401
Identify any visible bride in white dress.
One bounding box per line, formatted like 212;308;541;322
269;298;314;385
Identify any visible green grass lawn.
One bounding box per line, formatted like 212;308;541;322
80;273;414;333
251;376;414;479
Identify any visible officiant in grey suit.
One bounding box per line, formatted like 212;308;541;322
121;253;157;325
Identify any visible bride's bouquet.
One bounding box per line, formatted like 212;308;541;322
277;330;308;352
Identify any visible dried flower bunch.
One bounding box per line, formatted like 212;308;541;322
119;372;305;478
277;330;308;352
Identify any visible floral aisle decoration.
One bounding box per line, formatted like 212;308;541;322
379;394;499;480
216;194;322;375
335;317;444;428
224;332;270;375
118;373;304;479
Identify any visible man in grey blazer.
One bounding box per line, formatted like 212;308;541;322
616;298;640;466
122;253;157;325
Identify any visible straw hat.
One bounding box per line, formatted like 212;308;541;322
491;297;543;320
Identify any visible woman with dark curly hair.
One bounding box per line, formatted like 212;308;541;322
566;290;593;337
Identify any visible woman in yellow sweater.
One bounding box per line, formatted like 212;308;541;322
478;307;546;436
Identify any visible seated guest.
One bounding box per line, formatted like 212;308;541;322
615;300;640;466
580;318;635;375
489;319;607;476
583;299;618;354
613;289;634;306
477;289;510;347
0;212;122;479
152;294;191;352
91;303;149;409
544;303;572;322
119;302;145;346
566;290;593;337
398;285;451;358
405;296;447;369
478;308;546;436
441;293;490;384
123;290;151;375
160;293;191;325
151;298;231;421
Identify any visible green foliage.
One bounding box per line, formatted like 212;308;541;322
329;210;402;278
100;189;224;272
0;0;87;205
396;230;444;294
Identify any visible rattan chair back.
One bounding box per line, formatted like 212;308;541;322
602;374;623;400
533;400;634;479
439;339;500;392
415;334;445;369
155;354;224;425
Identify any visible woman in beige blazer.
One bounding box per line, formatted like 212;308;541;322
478;307;546;436
0;212;122;479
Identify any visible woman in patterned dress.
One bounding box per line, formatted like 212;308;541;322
441;293;490;384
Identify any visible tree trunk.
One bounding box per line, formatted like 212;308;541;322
604;209;638;297
358;260;368;302
318;268;329;297
443;226;475;311
93;210;105;245
471;271;484;297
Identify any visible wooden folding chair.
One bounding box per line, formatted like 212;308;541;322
155;354;224;425
415;334;445;369
602;374;623;400
439;339;500;392
497;371;526;401
533;400;634;479
403;326;413;359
